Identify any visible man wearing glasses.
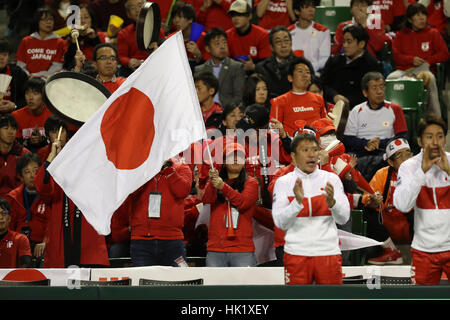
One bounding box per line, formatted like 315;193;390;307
255;26;297;99
92;43;126;93
361;137;413;265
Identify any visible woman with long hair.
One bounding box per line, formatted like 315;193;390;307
242;73;271;110
202;143;259;267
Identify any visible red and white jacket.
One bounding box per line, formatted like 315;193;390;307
393;151;450;253
272;166;350;256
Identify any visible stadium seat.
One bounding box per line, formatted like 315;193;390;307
139;278;204;286
385;79;427;152
0;279;50;286
78;279;131;286
314;6;352;34
350;209;368;266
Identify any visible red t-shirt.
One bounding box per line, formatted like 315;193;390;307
0;230;31;268
226;25;272;60
194;0;233;31
15;34;67;75
117;24;150;67
426;0;448;34
254;0;292;30
270;91;326;136
372;0;406;26
11;106;53;140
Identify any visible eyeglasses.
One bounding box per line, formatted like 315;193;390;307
273;38;291;46
97;55;117;61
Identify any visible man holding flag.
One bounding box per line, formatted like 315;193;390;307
44;31;208;266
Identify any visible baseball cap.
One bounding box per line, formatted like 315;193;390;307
228;0;251;14
311;118;336;137
384;138;410;160
225;142;246;158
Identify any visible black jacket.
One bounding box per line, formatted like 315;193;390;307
0;63;28;108
320;50;383;109
255;53;296;100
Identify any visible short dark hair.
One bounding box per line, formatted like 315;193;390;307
350;0;373;8
0;198;10;215
172;1;196;21
291;132;320;153
24;77;45;94
222;102;244;118
288;56;314;76
268;26;292;46
16;153;42;177
32;7;56;33
406;3;428;29
361;71;385;91
343;24;369;48
44;115;68;138
204;28;227;47
293;0;318;11
417;113;448;138
0;114;18;129
93;43;118;61
0;39;11;54
194;72;219;96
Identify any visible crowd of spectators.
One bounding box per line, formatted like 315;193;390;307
0;0;449;285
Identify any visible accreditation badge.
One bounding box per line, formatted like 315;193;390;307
148;192;162;218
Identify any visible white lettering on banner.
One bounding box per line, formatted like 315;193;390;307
367;6;381;29
293;106;314;112
267;2;287;13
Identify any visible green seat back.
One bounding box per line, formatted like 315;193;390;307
314;6;352;33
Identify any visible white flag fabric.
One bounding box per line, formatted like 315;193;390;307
338;229;383;251
48;32;206;235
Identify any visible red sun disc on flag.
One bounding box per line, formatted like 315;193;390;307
394;139;402;146
101;88;155;170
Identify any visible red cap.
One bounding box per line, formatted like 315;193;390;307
225;143;245;158
311;118;336;137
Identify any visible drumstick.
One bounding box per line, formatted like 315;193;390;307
71;29;81;51
57;126;63;141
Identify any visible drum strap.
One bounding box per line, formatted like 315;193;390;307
62;194;82;267
258;133;271;209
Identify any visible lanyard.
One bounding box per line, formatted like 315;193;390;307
62;194;82;267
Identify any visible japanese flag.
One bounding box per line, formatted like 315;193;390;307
48;32;206;235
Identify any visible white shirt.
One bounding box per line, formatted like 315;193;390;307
394;150;450;252
272;166;350;256
290;22;331;72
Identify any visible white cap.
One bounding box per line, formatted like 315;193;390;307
384;138;410;160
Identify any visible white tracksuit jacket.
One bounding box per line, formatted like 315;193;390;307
272;166;350;257
393;150;450;253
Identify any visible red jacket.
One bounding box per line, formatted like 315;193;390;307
202;176;259;252
0;230;31;268
6;184;49;243
129;161;192;240
393;25;450;70
0;142;30;198
34;164;109;268
117;23;150;67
